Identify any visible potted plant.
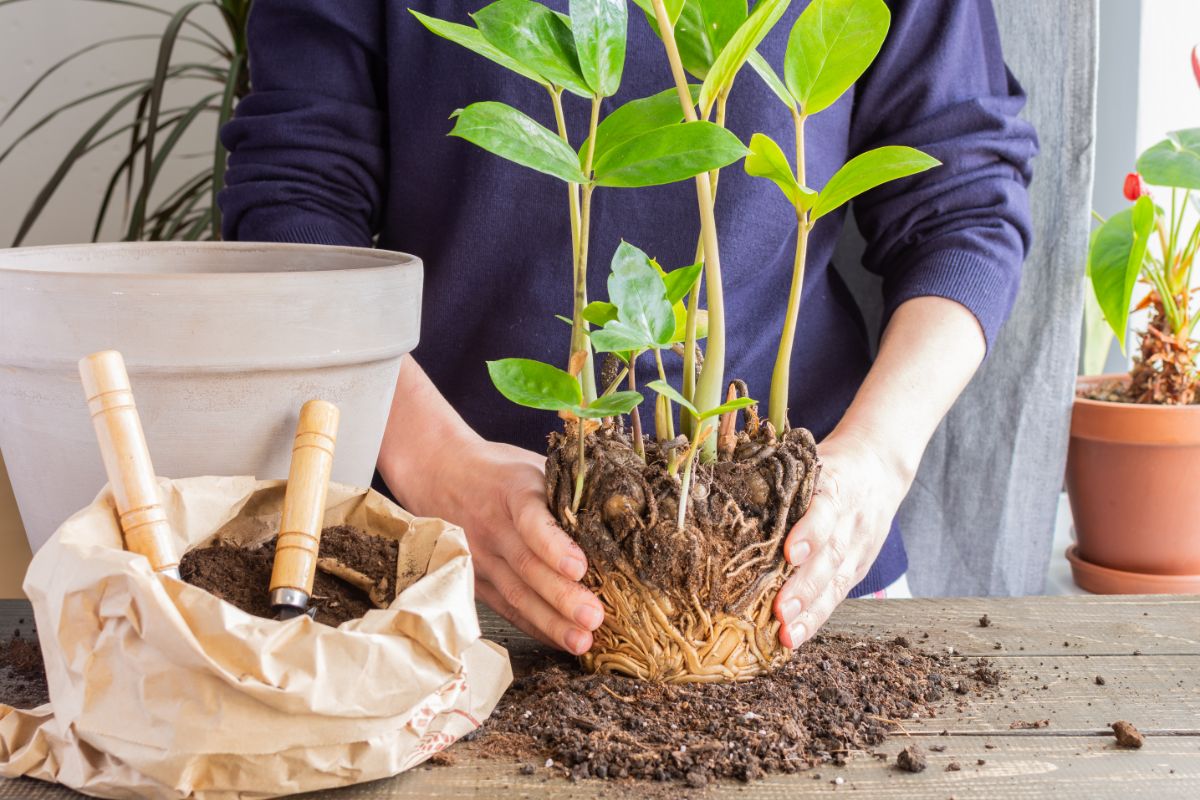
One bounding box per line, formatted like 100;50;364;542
416;0;937;680
1068;46;1200;593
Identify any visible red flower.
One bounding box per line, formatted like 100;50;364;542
1193;45;1200;90
1124;172;1149;202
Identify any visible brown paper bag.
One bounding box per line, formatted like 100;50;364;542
0;477;512;799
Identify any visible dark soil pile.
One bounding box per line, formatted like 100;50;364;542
180;525;398;626
0;630;49;709
464;633;998;786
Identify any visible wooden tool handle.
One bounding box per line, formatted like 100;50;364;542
78;350;179;575
270;399;339;598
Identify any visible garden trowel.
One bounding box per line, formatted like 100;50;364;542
269;399;340;620
78;350;181;579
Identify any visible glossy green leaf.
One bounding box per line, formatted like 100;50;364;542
576;390;644;418
671;305;709;343
745;132;816;212
674;0;748;79
698;0;791;117
698;395;756;420
631;0;685;27
748;50;796;108
608;241;676;346
584;86;698;165
662;262;704;304
1088;196;1156;346
450;102;588;183
1136;128;1200;191
487;358;582;411
646;379;699;417
785;0;890;116
591;323;653;353
593;121;749;187
582;300;619;326
810;145;939;221
570;0;627;96
410;10;549;86
473;0;591;97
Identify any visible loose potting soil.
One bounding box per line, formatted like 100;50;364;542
0;629;49;709
459;632;1000;788
180;525;399;626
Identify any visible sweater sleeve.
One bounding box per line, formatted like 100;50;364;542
218;0;386;247
846;0;1037;350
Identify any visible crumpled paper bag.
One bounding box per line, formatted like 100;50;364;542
0;476;512;800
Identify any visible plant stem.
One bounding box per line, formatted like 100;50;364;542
768;110;809;434
628;355;645;459
651;0;725;459
601;365;630;397
681;92;729;438
653;348;675;439
572;421;586;513
676;425;707;533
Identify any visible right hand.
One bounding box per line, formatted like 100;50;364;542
386;436;605;655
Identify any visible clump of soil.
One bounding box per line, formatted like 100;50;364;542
0;630;49;709
545;413;819;682
180;525;398;626
464;633;999;785
1111;720;1144;749
896;744;927;773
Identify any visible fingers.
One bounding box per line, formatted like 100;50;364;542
499;525;605;632
508;484;589;581
475;578;555;649
475;552;594;655
780;571;849;648
784;472;841;566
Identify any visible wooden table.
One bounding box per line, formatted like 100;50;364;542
3;595;1198;799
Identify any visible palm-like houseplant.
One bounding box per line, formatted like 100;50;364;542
0;0;250;245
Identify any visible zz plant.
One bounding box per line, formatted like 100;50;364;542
417;0;938;682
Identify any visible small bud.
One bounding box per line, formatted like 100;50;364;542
1123;172;1149;202
1192;45;1200;90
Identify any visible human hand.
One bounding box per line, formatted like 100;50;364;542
387;435;604;655
772;429;912;648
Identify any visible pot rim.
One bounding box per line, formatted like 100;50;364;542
0;241;419;280
1072;373;1200;444
1074;373;1200;413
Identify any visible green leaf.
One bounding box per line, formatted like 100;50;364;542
473;0;592;97
785;0;890;116
592;323;654;353
1088;196;1156;346
211;53;244;239
593;121;749;187
1136;129;1200;191
674;0;748;79
698;396;756;420
745;132;816;212
575;390;644;418
646;379;699;417
748;50;796;108
487;358;582;411
585;86;698;165
582;300;620;327
810;145;939;221
570;0;627;96
450;102;588;183
410;10;550;86
631;0;685;27
608;241;676;347
663;262;704;304
698;0;791;118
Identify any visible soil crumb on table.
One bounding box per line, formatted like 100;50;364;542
896;744;927;773
180;525;398;626
460;634;1000;787
0;631;49;709
1111;720;1144;748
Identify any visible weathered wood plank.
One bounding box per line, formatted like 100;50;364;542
3;734;1197;800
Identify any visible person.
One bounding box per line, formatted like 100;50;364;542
220;0;1036;656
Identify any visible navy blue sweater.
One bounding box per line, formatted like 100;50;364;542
220;0;1036;596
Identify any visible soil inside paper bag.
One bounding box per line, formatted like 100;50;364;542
0;629;49;709
180;525;399;626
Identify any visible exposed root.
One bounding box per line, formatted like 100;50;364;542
546;409;820;683
1129;307;1199;405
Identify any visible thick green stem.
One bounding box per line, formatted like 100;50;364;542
676;426;704;532
572;422;586;512
653;348;674;440
651;0;725;459
768;111;809;434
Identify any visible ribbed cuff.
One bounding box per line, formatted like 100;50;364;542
882;248;1020;353
224;203;370;248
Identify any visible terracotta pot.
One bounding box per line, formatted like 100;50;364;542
0;242;422;552
1065;374;1200;593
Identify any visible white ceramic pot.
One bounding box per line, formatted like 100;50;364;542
0;242;422;551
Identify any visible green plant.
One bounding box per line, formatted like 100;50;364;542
418;0;936;683
0;0;251;245
1086;53;1200;404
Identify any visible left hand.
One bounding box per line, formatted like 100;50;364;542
772;429;911;648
